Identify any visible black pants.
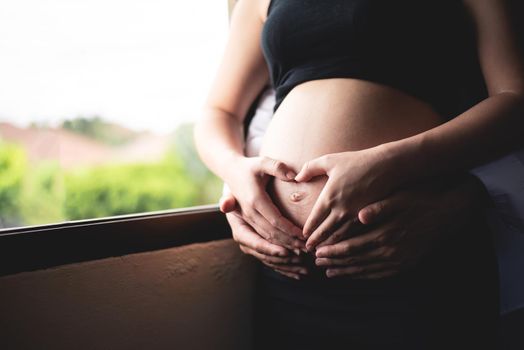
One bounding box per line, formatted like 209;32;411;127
253;220;499;350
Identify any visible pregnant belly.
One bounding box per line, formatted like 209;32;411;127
259;78;444;228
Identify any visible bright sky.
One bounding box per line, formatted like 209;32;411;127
0;0;229;134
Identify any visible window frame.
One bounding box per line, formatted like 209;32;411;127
0;205;230;277
0;1;244;277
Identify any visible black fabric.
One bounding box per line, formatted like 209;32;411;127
254;2;500;347
261;0;484;119
498;307;524;350
253;218;499;350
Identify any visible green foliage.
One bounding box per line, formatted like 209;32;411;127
0;142;26;226
0;122;223;227
18;161;65;226
62;116;137;146
169;123;223;203
63;155;202;220
171;123;209;178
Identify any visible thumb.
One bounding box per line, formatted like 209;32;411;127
358;195;402;225
219;193;237;213
295;156;328;182
258;157;296;181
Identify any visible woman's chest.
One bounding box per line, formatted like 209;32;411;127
262;0;468;62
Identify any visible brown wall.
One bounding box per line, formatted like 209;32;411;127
0;239;256;350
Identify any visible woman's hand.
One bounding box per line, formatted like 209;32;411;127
226;211;308;280
223;156;306;251
313;176;488;279
294;146;396;251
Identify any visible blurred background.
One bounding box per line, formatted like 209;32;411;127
0;0;229;228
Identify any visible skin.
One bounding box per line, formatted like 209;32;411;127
313;176;489;278
194;0;305;254
222;175;489;279
194;0;524;279
295;0;524;249
255;79;445;273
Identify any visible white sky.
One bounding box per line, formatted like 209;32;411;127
0;0;229;134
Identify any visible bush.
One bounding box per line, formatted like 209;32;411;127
63;156;205;220
1;125;223;226
0;142;26;227
18;161;65;226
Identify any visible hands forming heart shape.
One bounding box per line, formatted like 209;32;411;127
221;145;424;279
223;145;395;251
223;149;484;280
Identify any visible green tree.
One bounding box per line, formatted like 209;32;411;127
62;116;137;146
171;123;222;204
0;142;26;227
1;124;223;227
18;161;65;226
63;155;202;220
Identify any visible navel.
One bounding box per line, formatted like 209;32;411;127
290;191;306;202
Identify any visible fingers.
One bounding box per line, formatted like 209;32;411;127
228;213;308;280
326;262;398;278
253;191;304;239
239;245;302;265
243;210;306;251
315;246;393;267
255;214;306;251
273;269;301;280
231;195;305;250
294;155;330;182
305;210;347;251
219;193;237;213
315;230;384;258
316;216;364;248
302;185;332;237
264;262;308;275
227;212;289;257
358;194;404;225
258;156;296;181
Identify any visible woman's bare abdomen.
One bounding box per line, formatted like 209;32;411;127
259;78;443;228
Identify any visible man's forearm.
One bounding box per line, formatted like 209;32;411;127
381;93;524;186
194;107;246;181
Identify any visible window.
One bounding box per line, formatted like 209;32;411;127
0;0;230;229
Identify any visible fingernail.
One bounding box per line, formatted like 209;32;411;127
286;171;296;180
293;249;301;256
299;269;308;275
294;242;306;250
315;258;322;265
326;270;335;278
315;249;325;257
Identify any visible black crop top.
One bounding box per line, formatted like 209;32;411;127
261;0;485;118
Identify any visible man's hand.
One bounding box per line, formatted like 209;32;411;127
226;212;308;280
314;176;488;279
220;180;307;252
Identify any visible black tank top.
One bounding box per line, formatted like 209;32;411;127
261;0;484;118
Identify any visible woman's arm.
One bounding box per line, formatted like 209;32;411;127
194;0;304;250
385;0;524;185
195;0;269;179
296;0;524;246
